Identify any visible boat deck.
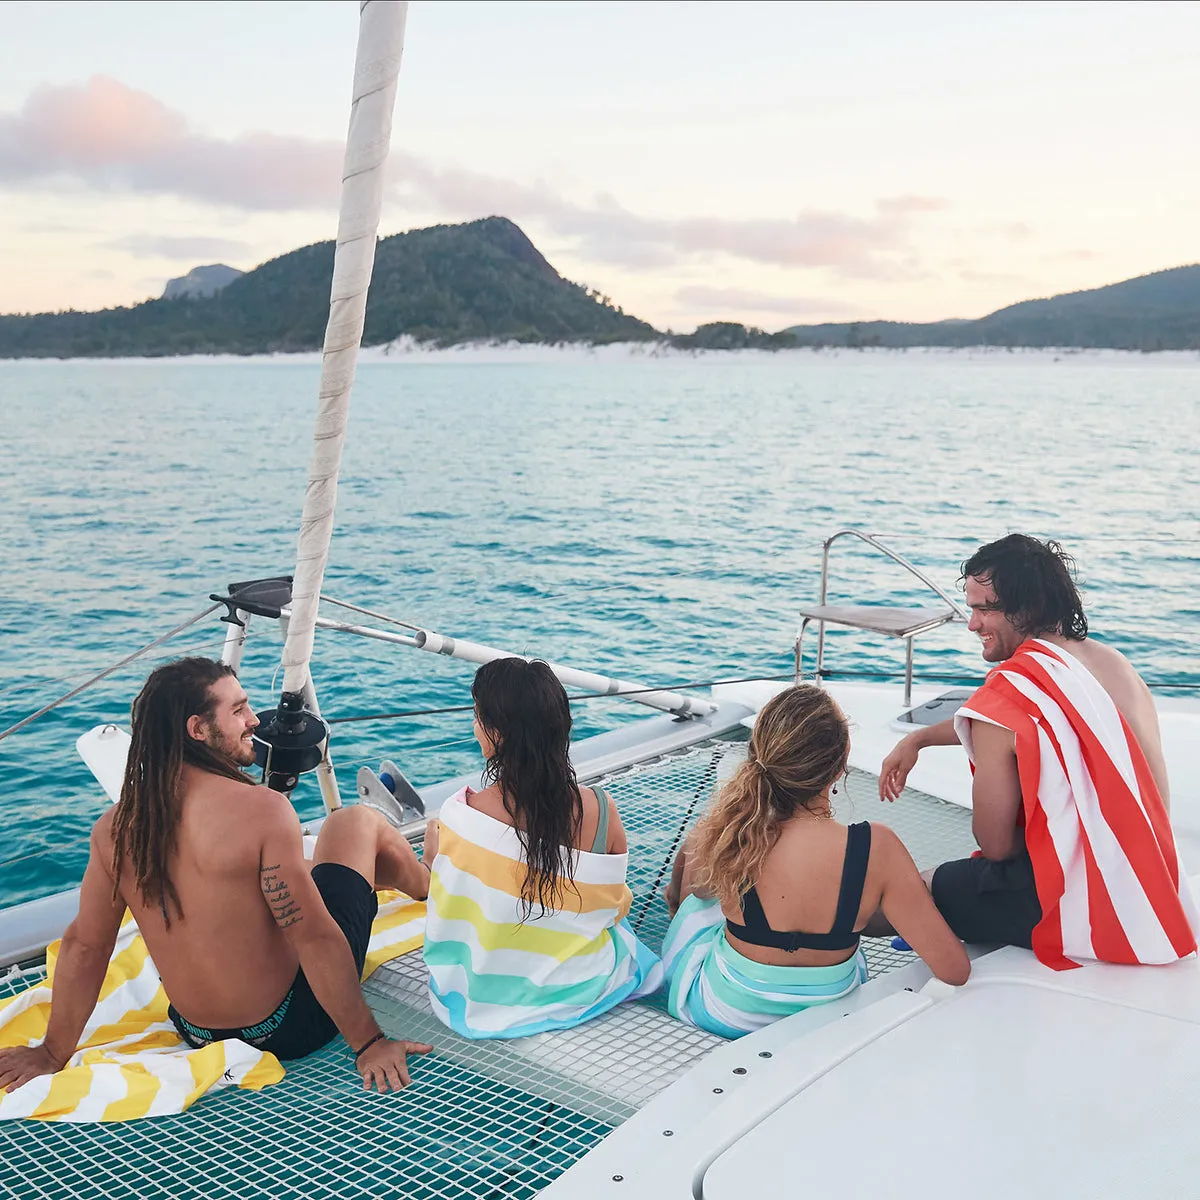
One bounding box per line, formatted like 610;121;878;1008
0;741;977;1200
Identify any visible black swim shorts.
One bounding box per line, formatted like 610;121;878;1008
930;852;1042;949
169;862;379;1060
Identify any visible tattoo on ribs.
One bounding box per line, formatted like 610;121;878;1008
260;863;303;928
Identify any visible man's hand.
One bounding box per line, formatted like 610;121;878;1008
878;718;962;801
355;1037;432;1092
0;1044;67;1094
879;734;920;801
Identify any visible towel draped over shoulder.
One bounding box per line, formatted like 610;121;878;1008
423;787;662;1038
955;638;1199;970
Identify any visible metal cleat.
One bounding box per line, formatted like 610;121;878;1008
356;765;424;827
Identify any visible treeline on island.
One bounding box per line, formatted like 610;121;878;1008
2;217;1199;357
0;218;656;359
783;264;1200;352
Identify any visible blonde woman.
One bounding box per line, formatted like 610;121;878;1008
662;685;969;1038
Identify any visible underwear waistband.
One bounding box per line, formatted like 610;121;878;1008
169;987;294;1047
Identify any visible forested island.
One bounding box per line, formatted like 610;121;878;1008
2;217;1198;357
0;218;655;358
783;264;1200;352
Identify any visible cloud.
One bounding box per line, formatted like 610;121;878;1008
104;234;252;261
0;77;945;278
0;77;342;209
674;285;860;318
391;162;941;278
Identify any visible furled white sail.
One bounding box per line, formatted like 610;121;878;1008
281;0;409;696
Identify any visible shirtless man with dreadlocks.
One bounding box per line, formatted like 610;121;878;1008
0;658;432;1094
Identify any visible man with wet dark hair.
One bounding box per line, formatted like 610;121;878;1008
877;535;1196;968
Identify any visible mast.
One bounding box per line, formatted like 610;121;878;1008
256;0;408;800
281;0;408;699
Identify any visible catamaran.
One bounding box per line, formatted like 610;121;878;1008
2;4;1197;1197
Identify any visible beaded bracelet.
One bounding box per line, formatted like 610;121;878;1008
354;1032;387;1060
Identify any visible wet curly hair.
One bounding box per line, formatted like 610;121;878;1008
962;534;1088;640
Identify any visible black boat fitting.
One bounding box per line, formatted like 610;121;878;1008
253;690;329;795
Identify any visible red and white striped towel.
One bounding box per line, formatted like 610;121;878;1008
955;639;1199;971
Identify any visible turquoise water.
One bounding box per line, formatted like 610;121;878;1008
1;352;1197;909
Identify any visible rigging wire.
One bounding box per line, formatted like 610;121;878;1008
327;671;798;725
860;532;1192;544
319;594;426;633
0;732;486;874
0;603;223;745
0;634;237;692
326;665;1196;727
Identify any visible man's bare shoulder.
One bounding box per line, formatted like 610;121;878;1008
181;770;299;838
1070;637;1150;691
221;780;296;827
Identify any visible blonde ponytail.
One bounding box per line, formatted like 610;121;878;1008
689;686;849;908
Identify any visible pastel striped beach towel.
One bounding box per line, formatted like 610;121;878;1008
423;787;663;1039
955;638;1199;970
661;896;868;1039
0;891;425;1121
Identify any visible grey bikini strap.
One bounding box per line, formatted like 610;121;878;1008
590;786;611;854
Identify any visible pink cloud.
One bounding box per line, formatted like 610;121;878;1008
1;77;945;277
0;76;341;209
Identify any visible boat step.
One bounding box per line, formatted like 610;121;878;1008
797;604;957;639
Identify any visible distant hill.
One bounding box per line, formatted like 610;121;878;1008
670;321;798;351
783;265;1200;351
162;264;243;300
0;218;656;358
5;223;1199;357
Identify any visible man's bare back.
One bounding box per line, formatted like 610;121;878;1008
100;765;302;1028
0;658;433;1097
1041;633;1171;807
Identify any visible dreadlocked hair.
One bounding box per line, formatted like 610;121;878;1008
690;685;849;909
472;658;583;921
111;657;252;926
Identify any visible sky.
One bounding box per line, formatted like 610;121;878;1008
1;0;1198;331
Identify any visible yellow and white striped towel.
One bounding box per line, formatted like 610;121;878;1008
0;891;425;1122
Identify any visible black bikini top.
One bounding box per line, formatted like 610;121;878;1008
725;821;872;953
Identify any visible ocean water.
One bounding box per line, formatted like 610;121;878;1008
1;350;1197;909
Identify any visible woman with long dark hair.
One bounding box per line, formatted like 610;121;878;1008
422;658;662;1038
662;685;969;1038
